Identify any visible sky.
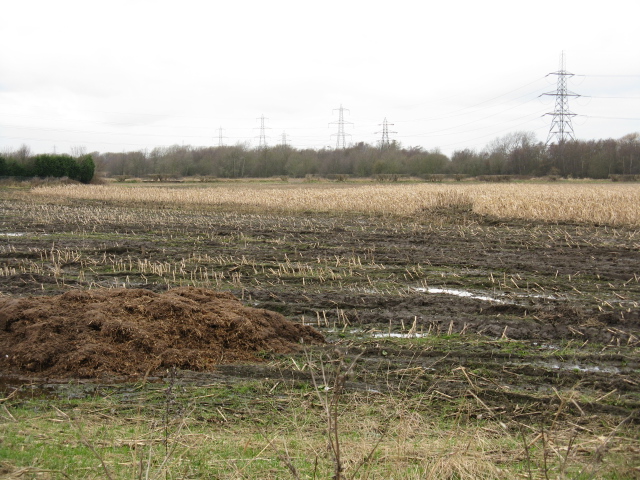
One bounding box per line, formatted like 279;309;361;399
1;0;639;157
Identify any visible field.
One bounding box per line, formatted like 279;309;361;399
1;180;639;479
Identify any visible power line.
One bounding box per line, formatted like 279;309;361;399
582;96;640;99
393;78;549;124
581;115;640;121
399;106;549;139
542;52;580;145
575;74;640;78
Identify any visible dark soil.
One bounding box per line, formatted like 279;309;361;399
0;189;639;422
0;287;323;378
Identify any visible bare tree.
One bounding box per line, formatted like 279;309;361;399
70;145;87;158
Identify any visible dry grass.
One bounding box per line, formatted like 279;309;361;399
2;368;636;480
30;182;640;226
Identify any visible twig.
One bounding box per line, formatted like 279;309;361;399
52;406;115;480
307;348;367;480
560;429;579;476
0;386;21;404
237;433;280;475
2;404;16;422
594;389;617;403
349;423;388;479
580;410;638;478
518;423;534;480
541;423;550;480
278;442;301;480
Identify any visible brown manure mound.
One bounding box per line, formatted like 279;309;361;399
0;287;324;378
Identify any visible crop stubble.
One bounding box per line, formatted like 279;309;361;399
1;182;639;477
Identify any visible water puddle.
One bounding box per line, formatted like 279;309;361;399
0;376;164;400
2;232;47;238
532;342;560;351
414;286;562;305
327;329;429;339
524;360;621;374
370;332;429;338
549;362;620;374
415;287;506;303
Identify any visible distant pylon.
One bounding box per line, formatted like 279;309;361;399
329;104;353;149
217;127;225;147
256;115;270;148
280;131;289;147
543;52;580;145
375;118;397;148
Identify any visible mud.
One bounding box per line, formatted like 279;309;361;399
0;193;639;421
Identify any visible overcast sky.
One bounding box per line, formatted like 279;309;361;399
1;0;638;157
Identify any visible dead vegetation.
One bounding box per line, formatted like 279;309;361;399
1;181;639;478
25;181;640;226
0;287;323;378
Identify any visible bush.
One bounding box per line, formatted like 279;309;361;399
609;174;639;182
31;154;95;184
423;174;445;183
476;175;514;183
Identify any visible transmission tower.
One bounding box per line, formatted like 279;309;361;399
256;115;270;148
329;104;353;149
217;127;226;147
280;131;289;147
543;52;580;145
375;118;397;148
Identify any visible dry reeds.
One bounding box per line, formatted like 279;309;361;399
29;182;640;226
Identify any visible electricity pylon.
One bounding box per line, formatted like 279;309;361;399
375;118;397;148
330;104;353;149
543;52;580;145
256;115;270;148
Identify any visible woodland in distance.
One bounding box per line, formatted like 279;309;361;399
1;130;639;181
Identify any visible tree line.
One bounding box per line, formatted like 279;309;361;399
0;147;96;184
2;131;638;181
96;131;640;180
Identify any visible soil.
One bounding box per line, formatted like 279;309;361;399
0;191;639;422
0;287;324;378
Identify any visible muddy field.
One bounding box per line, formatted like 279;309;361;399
1;187;639;429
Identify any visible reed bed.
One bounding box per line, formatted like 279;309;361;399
30;182;640;226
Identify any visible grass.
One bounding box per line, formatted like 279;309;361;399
1;181;640;478
2;360;638;479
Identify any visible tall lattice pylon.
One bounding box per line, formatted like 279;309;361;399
329;104;353;149
256;115;270;148
543;52;580;145
375;118;397;148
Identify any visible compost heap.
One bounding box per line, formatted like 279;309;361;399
0;287;324;378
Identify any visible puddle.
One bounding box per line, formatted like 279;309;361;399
549;363;620;374
370;332;429;338
414;286;562;305
2;233;47;238
524;361;621;374
532;342;560;351
0;375;164;400
415;287;507;304
327;328;430;339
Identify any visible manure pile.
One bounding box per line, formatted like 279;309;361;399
0;287;324;378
